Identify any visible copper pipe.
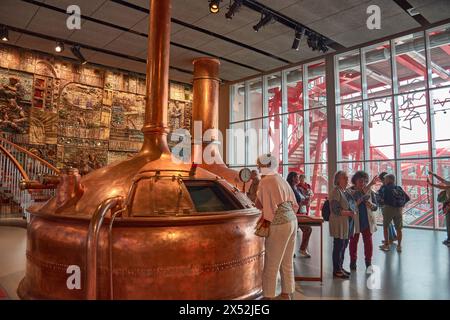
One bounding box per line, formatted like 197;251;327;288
192;57;242;188
192;58;221;140
108;207;126;300
86;196;123;300
140;0;172;156
19;180;56;190
39;174;60;186
19;174;60;190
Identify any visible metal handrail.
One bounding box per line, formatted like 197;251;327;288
0;137;60;218
0;136;59;173
86;196;123;300
0;144;32;217
0;144;29;181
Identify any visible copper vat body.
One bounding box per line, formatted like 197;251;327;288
17;0;263;300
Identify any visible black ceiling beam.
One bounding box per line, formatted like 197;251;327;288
4;24;195;77
20;0;262;73
110;0;292;64
392;0;431;27
242;0;345;51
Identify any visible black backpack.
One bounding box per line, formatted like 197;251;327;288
321;199;330;221
391;186;410;208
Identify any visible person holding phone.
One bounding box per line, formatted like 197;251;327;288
329;170;357;279
348;171;378;270
427;171;450;247
298;174;313;214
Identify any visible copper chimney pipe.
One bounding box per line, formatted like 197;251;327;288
192;58;221;140
140;0;171;157
192;58;242;188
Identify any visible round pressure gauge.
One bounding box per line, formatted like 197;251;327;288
239;168;252;183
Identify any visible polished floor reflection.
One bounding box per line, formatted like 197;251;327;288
0;225;448;300
0;226;26;300
293;225;450;300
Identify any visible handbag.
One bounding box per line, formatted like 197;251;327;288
254;218;270;237
321;199;330;221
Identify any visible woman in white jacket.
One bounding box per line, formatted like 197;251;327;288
255;154;299;300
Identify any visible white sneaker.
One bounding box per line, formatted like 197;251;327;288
396;245;402;252
299;250;311;258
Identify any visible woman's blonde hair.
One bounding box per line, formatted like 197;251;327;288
334;170;347;186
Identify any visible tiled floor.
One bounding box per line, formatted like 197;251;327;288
0;224;448;300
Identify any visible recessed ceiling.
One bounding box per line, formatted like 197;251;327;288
0;0;448;84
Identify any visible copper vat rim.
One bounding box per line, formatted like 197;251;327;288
27;207;261;226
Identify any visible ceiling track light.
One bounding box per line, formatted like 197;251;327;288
305;30;329;53
209;0;221;14
70;45;87;65
317;38;329;53
307;33;329;53
306;33;317;51
55;41;64;53
291;29;303;51
225;0;243;20
1;25;9;42
253;13;273;32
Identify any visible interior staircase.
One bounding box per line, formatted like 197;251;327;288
0;136;59;222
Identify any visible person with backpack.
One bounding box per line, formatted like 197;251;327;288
329;170;357;279
427;171;450;247
378;174;410;252
378;172;398;245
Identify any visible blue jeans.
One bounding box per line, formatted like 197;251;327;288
332;238;349;273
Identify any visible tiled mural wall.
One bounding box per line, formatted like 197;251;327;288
0;45;192;173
